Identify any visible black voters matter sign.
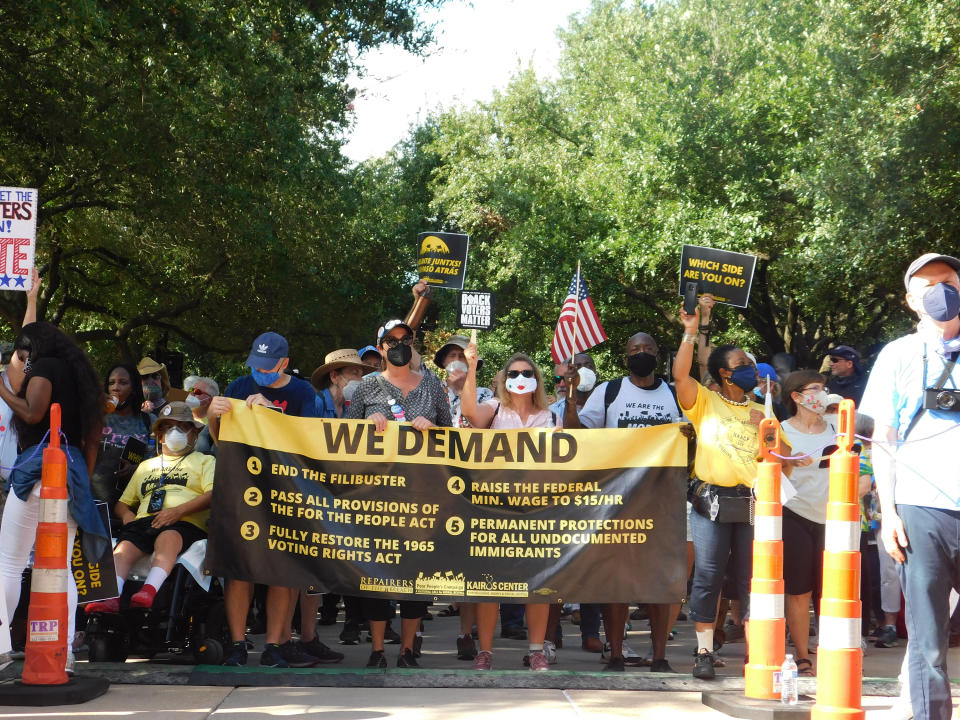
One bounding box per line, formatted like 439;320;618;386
458;291;495;330
417;231;469;290
678;244;757;308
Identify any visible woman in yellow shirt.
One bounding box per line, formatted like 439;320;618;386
673;304;765;680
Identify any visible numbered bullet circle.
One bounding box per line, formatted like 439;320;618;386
447;476;465;495
445;516;464;536
247;457;262;475
240;521;260;541
244;487;263;507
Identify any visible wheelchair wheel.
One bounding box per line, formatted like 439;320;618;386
193;637;223;665
88;634;129;663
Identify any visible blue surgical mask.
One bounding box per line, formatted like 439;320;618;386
923;283;960;323
728;365;758;393
252;369;282;387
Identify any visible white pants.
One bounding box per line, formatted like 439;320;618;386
876;528;902;614
0;484;78;644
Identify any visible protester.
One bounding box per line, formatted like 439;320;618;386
208;332;342;668
85;402;213;613
138;357;171;413
549;353;596;418
825;345;868;406
564;331;686;673
673;306;783;680
755;363;790;421
779;370;835;677
0;321;109;674
345;319;452;668
860;253;960;720
311;348;373;418
91;363;155;520
183;375;219;456
460;341;556;672
358;345;381;368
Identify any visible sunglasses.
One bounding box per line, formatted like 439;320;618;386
507;369;535;379
188;387;210;397
828;357;845;363
553;375;564;383
382;335;414;349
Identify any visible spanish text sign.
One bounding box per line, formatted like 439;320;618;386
679;244;757;307
458;290;494;330
206;403;688;603
417;231;469;290
0;187;37;291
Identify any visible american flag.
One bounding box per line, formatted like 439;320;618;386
550;271;607;363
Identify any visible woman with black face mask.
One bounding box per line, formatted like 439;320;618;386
672;304;787;681
345;318;452;670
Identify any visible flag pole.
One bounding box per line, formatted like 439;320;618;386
570;260;582;365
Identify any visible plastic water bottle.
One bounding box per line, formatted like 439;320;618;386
388;399;406;422
780;654;798;705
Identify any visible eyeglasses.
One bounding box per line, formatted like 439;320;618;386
799;385;824;394
553;375;564;383
507;369;535;379
382;335;414;349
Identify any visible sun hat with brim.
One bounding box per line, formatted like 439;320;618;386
904;253;960;290
137;356;166;376
311;349;375;389
434;335;483;373
151;401;204;434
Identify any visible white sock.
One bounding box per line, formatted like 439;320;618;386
116;577;125;594
696;629;714;653
145;566;169;591
529;643;541;653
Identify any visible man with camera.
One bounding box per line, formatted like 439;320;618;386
860;253;960;720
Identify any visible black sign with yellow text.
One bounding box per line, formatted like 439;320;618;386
679;244;757;307
206;403;688;603
417;231;469;290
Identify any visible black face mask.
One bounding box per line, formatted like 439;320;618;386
626;351;657;377
386;344;412;367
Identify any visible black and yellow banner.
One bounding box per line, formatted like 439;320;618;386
206;402;688;603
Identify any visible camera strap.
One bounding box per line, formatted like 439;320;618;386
903;355;957;440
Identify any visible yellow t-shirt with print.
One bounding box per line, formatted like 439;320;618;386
119;451;216;531
681;383;764;488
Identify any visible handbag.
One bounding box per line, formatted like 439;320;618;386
688;478;754;524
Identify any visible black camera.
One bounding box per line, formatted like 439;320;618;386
923;388;960;412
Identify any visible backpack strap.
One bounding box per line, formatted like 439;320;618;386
603;377;623;424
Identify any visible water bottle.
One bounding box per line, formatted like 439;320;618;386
388;399;406;422
780;653;798;705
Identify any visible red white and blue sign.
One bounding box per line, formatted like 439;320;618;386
0;186;37;292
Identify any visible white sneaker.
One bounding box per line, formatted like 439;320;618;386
543;640;557;664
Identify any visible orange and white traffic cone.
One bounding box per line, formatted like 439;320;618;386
21;404;69;686
745;417;786;699
812;399;864;720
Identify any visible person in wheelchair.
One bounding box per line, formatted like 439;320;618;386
85;401;214;614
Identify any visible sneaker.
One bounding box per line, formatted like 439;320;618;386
604;656;625;672
543;640;558;664
129;584;158;609
384;622;401;644
630;606;649;621
340;625;360;645
65;650;75;676
457;634;478;660
875;625;899;648
472;650;493;670
300;638;344;664
222;641;248;666
84;598;121;614
260;643;290;668
527;649;550;671
724;621;745;643
650;658;676;673
693;649;716;679
366;650;387;668
397;648;419;668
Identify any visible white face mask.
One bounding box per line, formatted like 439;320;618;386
342;379;361;403
505;375;537;395
184;394;202;409
445;360;468;375
162;427;191;453
798;389;828;416
577;367;597;393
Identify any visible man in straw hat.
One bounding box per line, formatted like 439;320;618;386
311;348;375;418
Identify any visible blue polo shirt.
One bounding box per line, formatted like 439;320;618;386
860;331;960;509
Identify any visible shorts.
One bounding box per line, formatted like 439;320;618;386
116;515;207;555
782;507;825;597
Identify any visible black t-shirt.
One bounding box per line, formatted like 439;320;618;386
18;357;86;449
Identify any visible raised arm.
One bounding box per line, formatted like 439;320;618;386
672;305;701;410
461;341;496;429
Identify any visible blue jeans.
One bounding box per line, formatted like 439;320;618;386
579;603;602;639
688;508;753;623
500;603;525;630
897;504;960;720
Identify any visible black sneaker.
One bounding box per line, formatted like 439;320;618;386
222;641;248;666
340;625;360;645
301;638;345;664
875;625;899;648
604;656;625;672
650;658;676;673
397;648;419;668
384;622;401;644
413;634;423;658
280;640;319;668
457;635;478;660
366;650;387;668
260;643;290;668
693;650;716;679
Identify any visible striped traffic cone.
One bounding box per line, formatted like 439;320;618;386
812;399;864;720
21;404;69;686
744;417;786;699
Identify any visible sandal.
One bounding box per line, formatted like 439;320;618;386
796;657;814;677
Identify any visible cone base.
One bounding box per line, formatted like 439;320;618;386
745;664;781;700
0;676;110;706
703;690;814;718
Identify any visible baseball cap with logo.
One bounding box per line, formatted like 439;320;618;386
245;332;289;370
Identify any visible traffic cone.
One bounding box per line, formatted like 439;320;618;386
21;404;69;686
744;417;786;699
812;399;864;720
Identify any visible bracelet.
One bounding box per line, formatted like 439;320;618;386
682;333;698;345
699;323;712;333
